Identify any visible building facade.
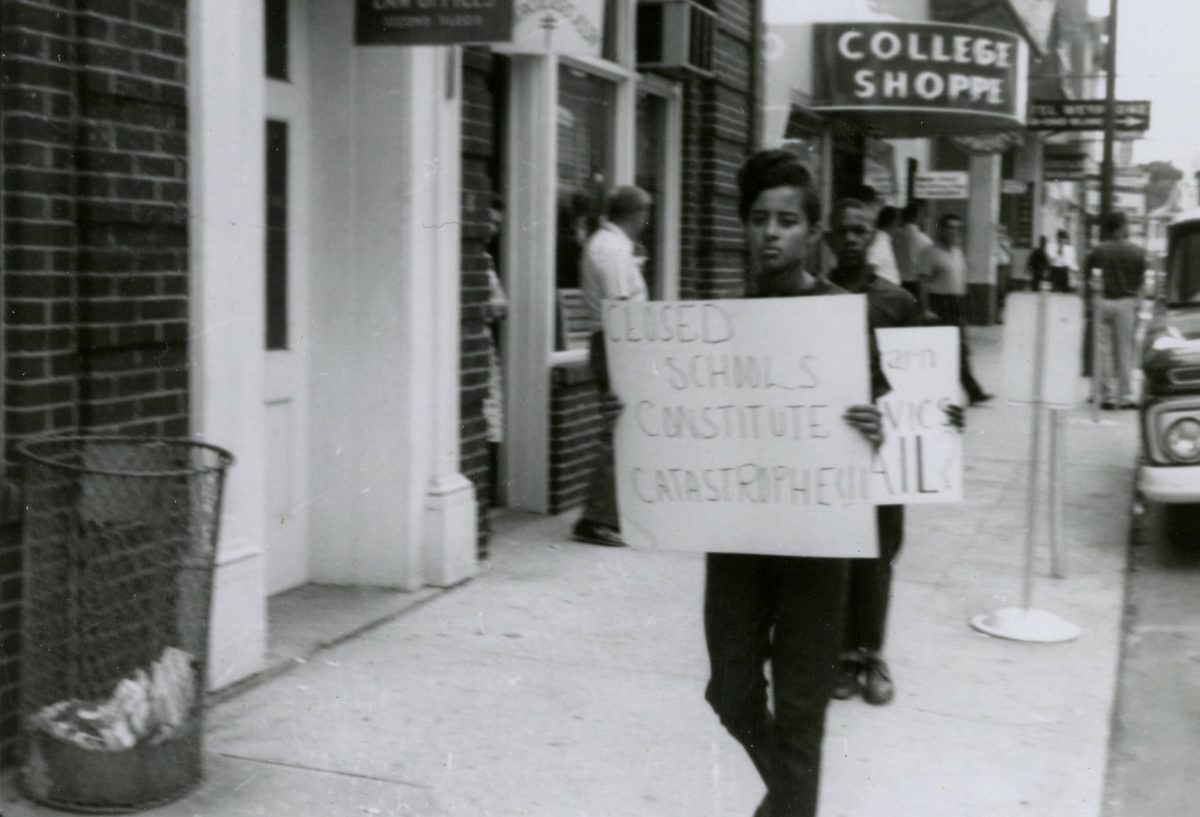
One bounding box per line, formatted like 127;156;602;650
0;0;763;759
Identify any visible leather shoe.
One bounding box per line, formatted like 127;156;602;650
831;653;863;700
861;654;895;705
571;520;625;547
968;392;994;406
1100;401;1116;410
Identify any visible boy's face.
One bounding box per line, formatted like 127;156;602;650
826;205;875;268
746;186;811;276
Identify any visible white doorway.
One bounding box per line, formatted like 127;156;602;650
263;0;311;595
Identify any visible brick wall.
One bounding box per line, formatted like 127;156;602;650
1;0;189;761
460;46;499;556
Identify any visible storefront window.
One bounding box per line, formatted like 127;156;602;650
554;66;616;349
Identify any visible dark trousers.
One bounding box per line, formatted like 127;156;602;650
705;554;849;817
926;293;987;402
842;506;904;653
581;331;619;528
1049;266;1071;293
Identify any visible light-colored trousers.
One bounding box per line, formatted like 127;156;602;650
1096;297;1137;402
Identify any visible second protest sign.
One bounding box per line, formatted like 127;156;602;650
604;296;878;558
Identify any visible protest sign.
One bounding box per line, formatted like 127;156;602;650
1002;293;1084;408
604;296;877;558
872;327;963;504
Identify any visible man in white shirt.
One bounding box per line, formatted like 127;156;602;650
893;201;933;306
573;186;652;547
870;206;902;285
919;213;992;405
1048;228;1078;293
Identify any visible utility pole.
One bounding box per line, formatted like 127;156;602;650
1100;0;1119;221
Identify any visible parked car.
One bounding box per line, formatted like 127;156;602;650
1139;208;1200;511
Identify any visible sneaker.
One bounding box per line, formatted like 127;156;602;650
831;652;863;700
861;654;895;705
572;520;625;547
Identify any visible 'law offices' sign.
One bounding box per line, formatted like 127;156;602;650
356;0;513;45
812;22;1028;136
604;296;879;558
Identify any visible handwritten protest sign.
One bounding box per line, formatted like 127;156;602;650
872;327;963;504
604;296;878;558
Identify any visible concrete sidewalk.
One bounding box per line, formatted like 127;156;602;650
2;327;1141;817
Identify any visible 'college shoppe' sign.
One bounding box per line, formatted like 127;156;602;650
812;22;1027;136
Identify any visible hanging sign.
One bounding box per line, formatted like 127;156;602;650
812;22;1028;137
914;171;969;199
1027;99;1151;132
1043;145;1090;181
605;296;878;558
872;327;962;504
493;0;605;56
355;0;513;46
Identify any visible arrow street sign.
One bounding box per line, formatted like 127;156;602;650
1027;100;1150;132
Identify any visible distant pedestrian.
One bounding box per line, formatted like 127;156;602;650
1048;228;1078;293
919;213;993;405
482;200;508;508
1085;212;1145;409
572;186;652;547
993;224;1013;321
872;205;902;285
1025;235;1049;292
893;201;933;308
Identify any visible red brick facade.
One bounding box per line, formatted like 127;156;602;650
1;0;189;760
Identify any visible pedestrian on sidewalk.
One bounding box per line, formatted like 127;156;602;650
572;186;652;547
699;151;886;817
1026;234;1050;292
1049;228;1079;293
893;200;932;309
825;200;920;708
1085;211;1145;410
918;213;993;406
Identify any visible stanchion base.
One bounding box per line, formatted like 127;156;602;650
970;607;1081;643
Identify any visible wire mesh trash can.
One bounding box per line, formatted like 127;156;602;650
17;436;234;813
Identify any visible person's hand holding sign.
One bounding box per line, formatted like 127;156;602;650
843;403;885;448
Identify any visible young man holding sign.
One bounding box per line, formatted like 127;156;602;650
699;152;885;817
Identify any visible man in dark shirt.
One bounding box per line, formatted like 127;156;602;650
826;199;921;707
1085;212;1145;409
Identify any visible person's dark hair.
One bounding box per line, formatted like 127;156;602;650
607;186;650;222
737;149;820;225
827;197;872;227
1056;228;1069;240
1100;212;1126;237
936;213;963;230
852;185;878;205
877;206;900;230
901;201;923;223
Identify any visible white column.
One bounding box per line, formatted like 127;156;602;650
503;56;557;512
188;0;267;688
423;47;478;587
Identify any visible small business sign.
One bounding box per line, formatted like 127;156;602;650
494;0;605;56
913;171;969;199
1001;179;1027;195
1027;99;1151;132
812;22;1027;136
355;0;513;46
1042;145;1089;181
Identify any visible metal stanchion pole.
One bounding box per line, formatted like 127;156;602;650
1092;269;1103;420
1048;408;1067;579
971;288;1080;642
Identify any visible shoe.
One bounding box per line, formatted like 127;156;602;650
968;392;994;406
1100;401;1116;410
571;520;625;547
861;654;895;705
1118;400;1139;410
831;652;863;700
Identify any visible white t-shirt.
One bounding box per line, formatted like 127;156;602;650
919;244;967;296
580;221;647;323
869;231;901;284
